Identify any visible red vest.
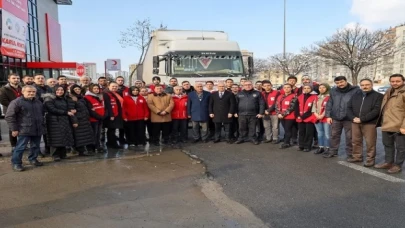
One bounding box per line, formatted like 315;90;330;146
316;96;330;123
106;92;119;117
262;90;279;115
297;94;317;123
278;93;296;120
84;95;105;122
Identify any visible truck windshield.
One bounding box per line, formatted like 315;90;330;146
172;55;244;77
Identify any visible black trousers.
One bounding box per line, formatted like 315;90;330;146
214;123;230;140
298;122;315;149
208;118;215;139
229;117;239;140
51;147;67;158
9;130;17;147
125;120;146;145
291;121;298;143
238;115;257;142
107;128;119;147
171;119;188;143
90;121;102;150
152;122;171;143
256;119;265;140
382;132;405;166
119;128;126;142
281;119;295;145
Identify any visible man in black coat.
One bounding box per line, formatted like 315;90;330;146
5;85;45;171
0;73;22;155
346;78;383;167
234;81;265;145
209;82;236;143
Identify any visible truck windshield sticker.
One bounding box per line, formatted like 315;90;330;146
199;58;212;69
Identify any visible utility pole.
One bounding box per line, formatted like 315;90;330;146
283;0;286;83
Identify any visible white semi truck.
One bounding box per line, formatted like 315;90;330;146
139;29;253;86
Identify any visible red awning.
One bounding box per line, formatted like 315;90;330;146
27;62;79;69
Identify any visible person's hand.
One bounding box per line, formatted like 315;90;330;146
265;110;269;115
73;123;78;128
124;119;128;122
188;116;191;119
400;128;405;134
12;131;18;137
234;114;238;118
353;117;361;123
327;118;333;124
228;113;233;118
160;111;167;115
71;109;77;114
67;111;74;116
278;114;283;119
210;114;214;118
256;114;263;118
110;117;115;120
144;117;148;121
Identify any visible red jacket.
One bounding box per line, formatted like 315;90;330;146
122;96;150;121
171;95;188;119
262;90;280;115
276;93;296;120
296;94;317;123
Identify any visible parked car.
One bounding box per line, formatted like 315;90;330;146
377;86;390;94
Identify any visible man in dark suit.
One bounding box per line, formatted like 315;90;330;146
209;82;236;143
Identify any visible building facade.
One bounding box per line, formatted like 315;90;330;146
0;0;73;84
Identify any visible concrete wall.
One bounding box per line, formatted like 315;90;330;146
36;0;59;62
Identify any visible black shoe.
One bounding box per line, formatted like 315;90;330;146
202;139;210;143
297;147;304;151
191;139;200;143
53;156;61;162
263;140;272;143
213;139;220;143
30;160;43;166
322;149;337;158
234;140;243;144
280;144;291;149
13;164;24;172
272;140;281;144
303;148;310;152
314;147;325;154
0;153;2;157
252;141;259;145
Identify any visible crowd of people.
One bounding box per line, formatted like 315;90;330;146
0;73;404;174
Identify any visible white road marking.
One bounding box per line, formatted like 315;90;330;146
337;161;405;183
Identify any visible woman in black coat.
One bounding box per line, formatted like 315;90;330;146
69;85;95;156
103;82;124;148
43;85;77;161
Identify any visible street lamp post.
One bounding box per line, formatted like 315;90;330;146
283;0;286;83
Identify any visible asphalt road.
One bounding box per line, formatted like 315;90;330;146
185;129;405;228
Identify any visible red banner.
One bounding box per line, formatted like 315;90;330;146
1;10;27;59
0;0;29;22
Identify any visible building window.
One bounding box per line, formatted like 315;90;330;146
26;0;40;62
400;70;404;74
401;64;404;69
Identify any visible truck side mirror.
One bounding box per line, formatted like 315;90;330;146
165;56;171;76
153;56;160;68
248;56;254;74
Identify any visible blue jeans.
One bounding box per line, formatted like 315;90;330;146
314;122;330;147
11;136;41;165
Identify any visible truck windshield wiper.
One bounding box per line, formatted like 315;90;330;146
194;73;203;77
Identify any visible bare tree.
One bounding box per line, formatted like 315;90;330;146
307;23;401;85
119;18;167;85
253;58;271;73
270;53;312;77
